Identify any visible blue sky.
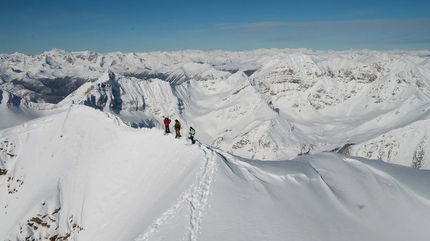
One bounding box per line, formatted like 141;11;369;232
1;0;429;54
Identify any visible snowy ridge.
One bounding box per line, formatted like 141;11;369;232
1;106;430;241
0;106;206;240
2;49;430;167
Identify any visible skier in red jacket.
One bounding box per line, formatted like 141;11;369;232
163;117;171;134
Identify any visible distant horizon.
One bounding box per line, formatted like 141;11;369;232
1;0;429;55
3;46;430;56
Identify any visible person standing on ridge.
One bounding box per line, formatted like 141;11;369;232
189;126;196;144
163;117;171;134
174;119;181;138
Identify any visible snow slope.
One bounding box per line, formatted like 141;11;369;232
1;105;430;241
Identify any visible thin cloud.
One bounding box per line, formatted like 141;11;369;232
371;34;430;45
215;19;430;32
215;21;309;30
215;19;430;46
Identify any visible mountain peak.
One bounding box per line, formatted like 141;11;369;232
1;106;430;240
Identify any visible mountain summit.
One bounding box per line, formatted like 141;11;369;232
1;105;430;241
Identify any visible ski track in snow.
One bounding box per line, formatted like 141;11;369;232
134;143;216;241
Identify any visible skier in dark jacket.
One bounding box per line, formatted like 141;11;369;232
189;126;196;144
174;119;181;138
163;117;171;134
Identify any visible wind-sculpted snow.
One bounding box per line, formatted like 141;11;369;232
1;106;430;241
199;152;430;241
2;49;430;167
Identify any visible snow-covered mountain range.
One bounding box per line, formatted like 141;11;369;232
2;49;430;241
1;48;430;168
